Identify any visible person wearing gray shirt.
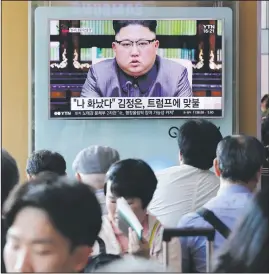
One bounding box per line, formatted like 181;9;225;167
81;20;192;98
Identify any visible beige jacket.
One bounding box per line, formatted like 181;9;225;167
92;215;182;272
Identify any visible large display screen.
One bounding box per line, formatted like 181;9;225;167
49;19;224;119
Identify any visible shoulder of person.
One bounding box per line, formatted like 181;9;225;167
177;211;204;228
148;216;181;259
93;215;121;256
148;215;162;231
148;216;162;241
155;165;180;178
97;215;114;241
158;55;186;70
100;215;113;230
91;58;116;73
198;171;220;189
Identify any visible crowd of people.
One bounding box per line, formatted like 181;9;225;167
1;118;269;273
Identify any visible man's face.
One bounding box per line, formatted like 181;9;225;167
4;207;90;273
112;24;159;77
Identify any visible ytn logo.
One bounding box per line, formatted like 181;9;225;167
203;24;215;34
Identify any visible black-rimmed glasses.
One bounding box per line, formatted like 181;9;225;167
114;39;156;50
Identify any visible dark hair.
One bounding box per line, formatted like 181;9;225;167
262;116;269;146
2;175;102;248
177;119;223;170
261;94;269;109
213;186;269;273
104;159;157;209
1;149;19;206
26;150;66;176
112;20;157;35
216;135;265;183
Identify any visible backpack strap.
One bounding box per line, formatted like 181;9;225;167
197;207;231;239
96;236;106;254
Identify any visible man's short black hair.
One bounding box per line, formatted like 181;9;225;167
3;175;102;248
177;119;223;170
26;150;66;176
112;20;157;35
104;159;157;209
216;135;265;183
261;94;269;108
1;149;19;206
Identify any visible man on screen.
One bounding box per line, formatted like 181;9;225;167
81;20;192;97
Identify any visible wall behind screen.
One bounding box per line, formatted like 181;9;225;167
34;7;233;175
2;1;28;178
239;1;258;136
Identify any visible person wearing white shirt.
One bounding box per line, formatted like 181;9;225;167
148;119;223;227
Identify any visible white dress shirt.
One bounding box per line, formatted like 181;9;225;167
148;164;220;227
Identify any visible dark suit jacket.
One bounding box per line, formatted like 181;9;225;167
81;55;192;97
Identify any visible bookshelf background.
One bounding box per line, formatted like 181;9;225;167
49;19;223;110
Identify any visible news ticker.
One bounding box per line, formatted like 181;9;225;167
51;109;222;118
71;97;222;111
51;97;222;118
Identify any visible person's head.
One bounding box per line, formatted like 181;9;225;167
213;186;269;273
26;150;66;179
2;174;102;273
104;159;157;224
261;94;269;111
1;149;19;207
73;145;120;190
112;20;159;77
178;119;223;170
214;135;265;190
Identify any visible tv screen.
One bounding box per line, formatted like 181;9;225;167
49;19;224;119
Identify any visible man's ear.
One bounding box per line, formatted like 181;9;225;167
112;42;117;52
72;246;92;272
178;152;183;164
26;173;34;181
75;173;81;182
213;158;221;177
154;39;160;50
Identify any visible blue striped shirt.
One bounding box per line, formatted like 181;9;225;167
177;184;253;273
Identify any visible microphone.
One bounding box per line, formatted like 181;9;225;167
125;81;132;96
